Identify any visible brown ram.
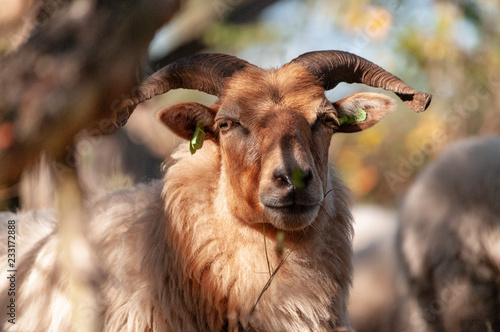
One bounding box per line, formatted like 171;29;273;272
0;50;430;331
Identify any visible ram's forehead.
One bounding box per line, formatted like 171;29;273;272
221;63;327;124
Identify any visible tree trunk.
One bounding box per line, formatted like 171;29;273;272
0;0;180;188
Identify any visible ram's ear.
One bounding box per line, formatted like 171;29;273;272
157;102;217;142
333;92;396;133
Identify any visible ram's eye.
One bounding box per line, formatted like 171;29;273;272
218;120;234;132
321;113;339;129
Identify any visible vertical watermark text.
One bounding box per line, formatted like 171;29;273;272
6;219;16;325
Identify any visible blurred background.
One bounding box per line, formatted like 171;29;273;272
1;1;499;331
1;0;499;212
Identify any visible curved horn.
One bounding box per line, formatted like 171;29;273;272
119;53;253;111
289;50;431;113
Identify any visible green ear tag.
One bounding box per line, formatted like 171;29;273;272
189;125;206;155
338;108;367;126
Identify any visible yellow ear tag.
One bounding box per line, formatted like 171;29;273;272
189;125;206;155
338;108;367;126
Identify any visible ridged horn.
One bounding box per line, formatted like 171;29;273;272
119;53;253;111
289;50;432;112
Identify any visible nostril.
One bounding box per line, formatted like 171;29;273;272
303;170;313;185
273;168;313;189
273;170;292;187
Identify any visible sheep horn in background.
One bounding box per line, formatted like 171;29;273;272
289;50;432;112
119;53;253;113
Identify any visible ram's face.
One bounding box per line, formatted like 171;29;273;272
157;64;399;231
215;65;335;230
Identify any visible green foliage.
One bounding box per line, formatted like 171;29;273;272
291;169;306;189
329;0;500;203
275;231;285;255
203;22;278;52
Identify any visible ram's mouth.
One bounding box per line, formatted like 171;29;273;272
264;203;319;214
262;203;321;231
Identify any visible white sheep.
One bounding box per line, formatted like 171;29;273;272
0;51;430;331
397;136;500;332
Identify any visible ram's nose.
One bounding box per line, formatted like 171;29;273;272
273;168;313;190
260;167;318;208
259;165;323;230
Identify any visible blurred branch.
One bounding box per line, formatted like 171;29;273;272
0;2;182;328
0;0;180;188
56;168;101;332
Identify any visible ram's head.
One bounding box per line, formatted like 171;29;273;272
120;51;431;231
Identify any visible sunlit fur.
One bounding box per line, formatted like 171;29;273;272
0;141;352;331
0;63;363;332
